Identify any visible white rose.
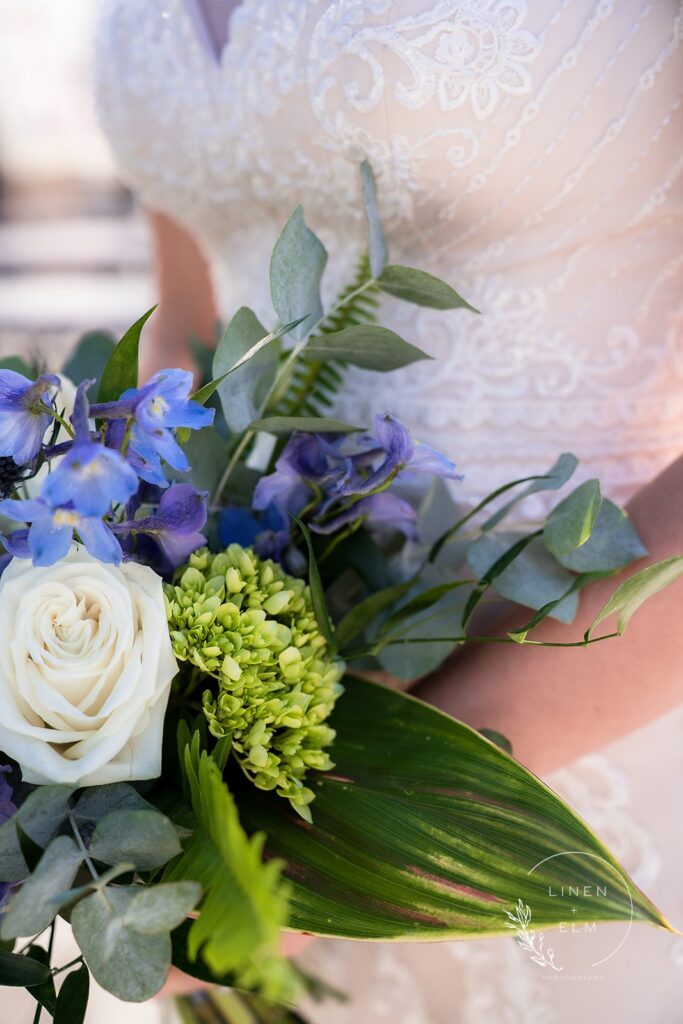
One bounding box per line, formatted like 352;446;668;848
0;546;178;786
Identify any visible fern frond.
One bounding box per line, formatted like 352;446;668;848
272;251;380;419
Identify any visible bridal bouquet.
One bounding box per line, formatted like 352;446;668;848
0;165;679;1022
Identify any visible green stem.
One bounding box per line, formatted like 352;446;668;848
38;403;75;440
69;814;99;883
51;955;84;978
211;430;254;505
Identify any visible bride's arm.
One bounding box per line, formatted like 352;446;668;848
412;455;683;776
142;209;218;380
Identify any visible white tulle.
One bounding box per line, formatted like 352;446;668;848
92;1;683;1019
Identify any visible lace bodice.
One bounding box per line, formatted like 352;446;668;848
92;4;683;1022
95;0;683;508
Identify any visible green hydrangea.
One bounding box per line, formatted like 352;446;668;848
164;545;345;819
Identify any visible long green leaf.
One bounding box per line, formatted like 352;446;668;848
378;265;478;312
304;325;431;371
237;677;670;939
359;161;388;278
335;582;413;650
586;555;683;640
292;516;334;646
97;306;156;402
249;416;363;435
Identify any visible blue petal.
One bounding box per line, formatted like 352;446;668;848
28;516;74;566
43;443;139;517
219;508;263;548
2;529;31;559
0;410;48;465
0;498;49;522
76;517;122;564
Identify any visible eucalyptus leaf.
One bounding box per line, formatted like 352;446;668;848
62;330;116;386
238;676;669;939
213;307;280;433
467;533;579;624
88;809;182;870
1;835;83;940
124;882;202;935
378;264;478;311
586;555;683;640
97;306;156;403
384;579;472;630
0;785;75;882
549;498;647;573
359;160;388;277
483;453;579;531
72;888;170;1001
179;427;232;495
72;783;155;823
543;479;602;559
305;324;431;371
54;963;90;1024
270;207;327;340
377;575;468;680
249;416;363;435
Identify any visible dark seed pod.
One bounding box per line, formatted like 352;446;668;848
0;456;28;499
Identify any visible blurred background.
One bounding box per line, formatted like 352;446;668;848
0;0;152;367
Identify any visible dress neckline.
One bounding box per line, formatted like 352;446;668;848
179;0;241;67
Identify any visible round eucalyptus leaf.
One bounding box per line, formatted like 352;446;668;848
0;835;82;940
88;809;182;870
72;888;170;1002
124;881;202;935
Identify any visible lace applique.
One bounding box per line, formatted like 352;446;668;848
309;0;540;120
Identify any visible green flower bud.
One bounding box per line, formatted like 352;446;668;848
165;545;345;817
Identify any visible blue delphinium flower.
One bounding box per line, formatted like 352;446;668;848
118;483;207;575
94;369;214;486
335;413;462;497
41;381;139;516
252;433;335;523
250;414;459;548
311;491;418;540
0;370;61;465
0;498;122;566
219;504;291;561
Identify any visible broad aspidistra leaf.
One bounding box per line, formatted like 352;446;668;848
238;677;670;940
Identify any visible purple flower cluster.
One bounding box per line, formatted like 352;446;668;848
0;368;211;571
220;413;461;558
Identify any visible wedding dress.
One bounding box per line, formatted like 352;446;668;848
92;2;683;1021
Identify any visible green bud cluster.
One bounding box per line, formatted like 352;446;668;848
164;545;345;819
